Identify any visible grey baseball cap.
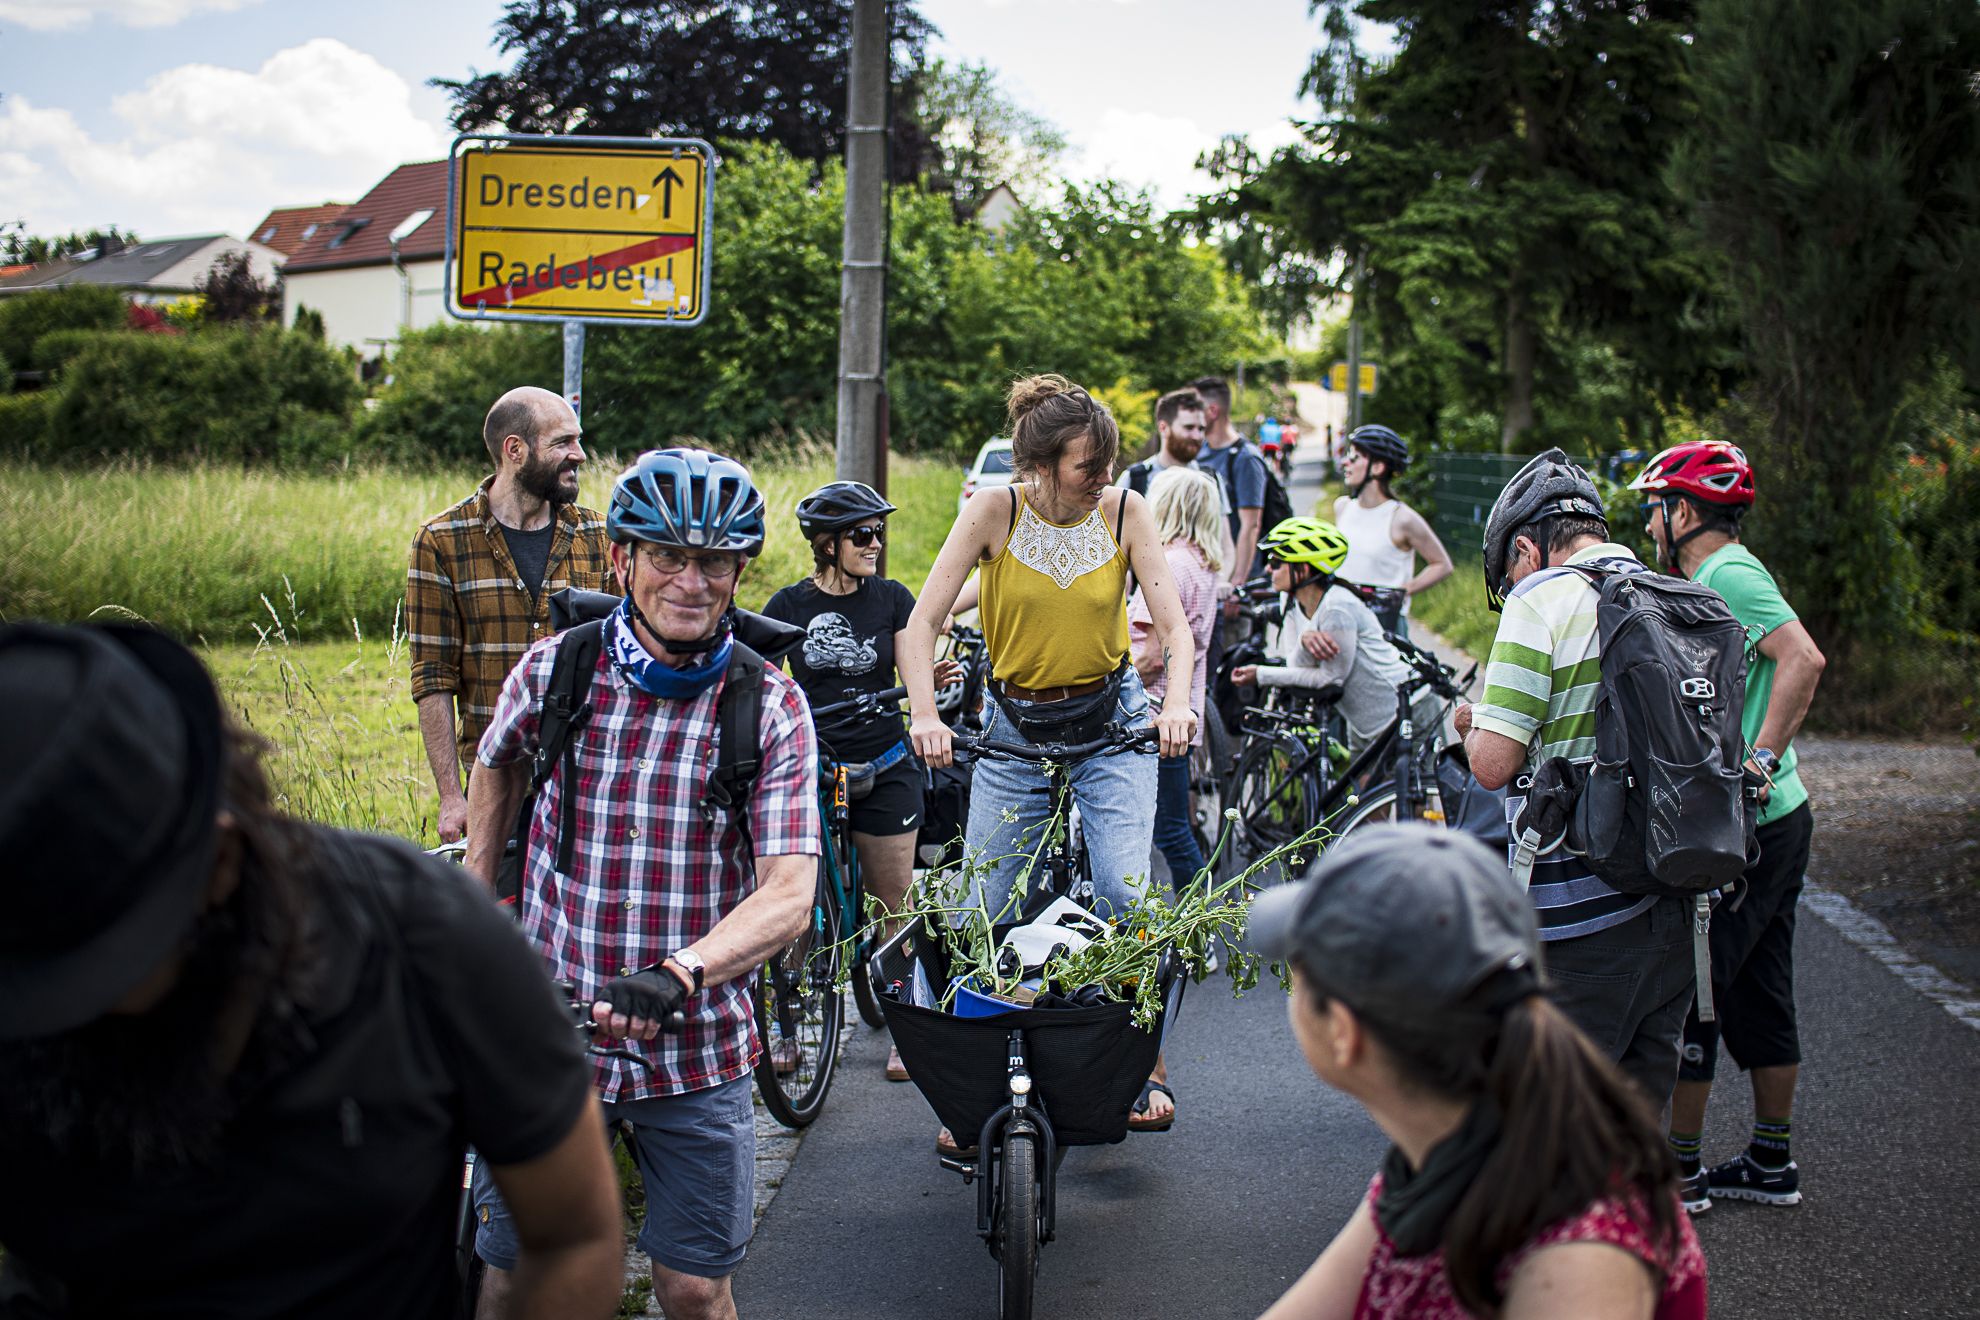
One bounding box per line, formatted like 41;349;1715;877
1248;823;1541;1016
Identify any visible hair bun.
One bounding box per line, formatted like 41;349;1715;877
1005;373;1079;427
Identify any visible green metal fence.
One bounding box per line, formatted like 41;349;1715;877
1429;453;1528;558
1427;452;1618;557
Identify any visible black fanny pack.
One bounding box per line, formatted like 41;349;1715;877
991;665;1127;747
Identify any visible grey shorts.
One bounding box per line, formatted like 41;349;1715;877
473;1074;756;1279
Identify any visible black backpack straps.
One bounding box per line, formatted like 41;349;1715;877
541;619;604;877
709;640;766;817
1008;483;1021;537
1114;483;1130;545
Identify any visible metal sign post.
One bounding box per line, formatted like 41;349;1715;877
562;320;584;420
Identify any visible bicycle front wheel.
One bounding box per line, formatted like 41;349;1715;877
753;883;845;1128
1230;731;1321;860
995;1129;1041;1320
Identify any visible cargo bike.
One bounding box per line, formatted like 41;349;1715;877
868;723;1189;1320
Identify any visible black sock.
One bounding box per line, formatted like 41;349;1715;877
1669;1130;1703;1177
1749;1117;1791;1168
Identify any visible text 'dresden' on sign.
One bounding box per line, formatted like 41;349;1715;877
447;135;715;326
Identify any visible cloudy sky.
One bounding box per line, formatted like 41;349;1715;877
0;0;1330;243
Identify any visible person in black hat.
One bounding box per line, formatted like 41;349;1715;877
1251;824;1706;1320
0;622;623;1320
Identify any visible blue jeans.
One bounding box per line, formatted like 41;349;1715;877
966;668;1159;921
1152;749;1205;892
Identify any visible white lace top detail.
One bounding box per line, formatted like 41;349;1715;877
1006;501;1120;590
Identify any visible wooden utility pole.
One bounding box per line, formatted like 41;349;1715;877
835;0;889;497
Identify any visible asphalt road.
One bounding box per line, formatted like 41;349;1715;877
735;907;1980;1319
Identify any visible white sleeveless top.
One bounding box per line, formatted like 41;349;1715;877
1335;497;1416;610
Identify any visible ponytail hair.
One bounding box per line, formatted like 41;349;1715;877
1443;995;1678;1315
1006;374;1120;486
1304;975;1679;1317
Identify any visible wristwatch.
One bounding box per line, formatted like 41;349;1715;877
666;949;707;994
1750;747;1779;778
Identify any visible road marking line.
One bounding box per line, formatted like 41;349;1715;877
1803;883;1980;1032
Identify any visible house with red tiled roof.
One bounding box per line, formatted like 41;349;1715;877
281;160;449;357
247;203;350;258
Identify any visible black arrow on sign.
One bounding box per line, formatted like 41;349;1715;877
651;167;684;219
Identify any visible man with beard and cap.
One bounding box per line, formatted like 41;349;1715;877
0;622;624;1320
408;386;616;843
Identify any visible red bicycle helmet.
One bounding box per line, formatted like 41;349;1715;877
1627;441;1755;506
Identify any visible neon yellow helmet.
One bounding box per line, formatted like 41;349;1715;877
1261;517;1351;575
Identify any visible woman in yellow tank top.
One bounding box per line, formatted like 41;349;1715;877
901;374;1199;915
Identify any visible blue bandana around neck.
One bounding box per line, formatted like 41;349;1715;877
608;598;732;699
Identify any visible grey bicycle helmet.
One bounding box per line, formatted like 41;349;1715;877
795;480;896;539
1481;448;1606;611
1347;424;1410;473
609;448;767;556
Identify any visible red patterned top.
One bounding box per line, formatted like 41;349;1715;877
1354;1175;1707;1319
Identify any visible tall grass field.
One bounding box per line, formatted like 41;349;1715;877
1;455;963;842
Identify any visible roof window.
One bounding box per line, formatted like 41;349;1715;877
326;217;371;249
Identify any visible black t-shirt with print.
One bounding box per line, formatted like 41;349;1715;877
762;576;915;761
0;828;594;1320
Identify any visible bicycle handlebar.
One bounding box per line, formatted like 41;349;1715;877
810;684;909;723
953;723;1159;765
1382;630;1475;699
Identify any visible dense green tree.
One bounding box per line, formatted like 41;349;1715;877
1677;0;1980;645
1197;0;1725;454
438;0;938;182
0;286;129;374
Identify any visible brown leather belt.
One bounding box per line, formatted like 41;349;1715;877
991;676;1106;703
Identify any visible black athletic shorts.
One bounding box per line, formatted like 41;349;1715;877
1679;802;1814;1081
847;756;925;838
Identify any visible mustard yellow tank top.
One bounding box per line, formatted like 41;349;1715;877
980;486;1130;690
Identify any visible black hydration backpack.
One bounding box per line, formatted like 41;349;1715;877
493;589;801;903
1558;560;1758;898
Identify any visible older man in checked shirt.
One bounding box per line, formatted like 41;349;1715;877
464;450;818;1320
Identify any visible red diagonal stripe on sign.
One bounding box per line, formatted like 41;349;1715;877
459;233;697;307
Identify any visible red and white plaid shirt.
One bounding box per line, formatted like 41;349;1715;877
480;619;820;1100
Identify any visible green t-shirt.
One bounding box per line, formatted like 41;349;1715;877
1693;542;1807;825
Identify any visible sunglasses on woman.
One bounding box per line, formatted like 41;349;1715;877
842;523;886;548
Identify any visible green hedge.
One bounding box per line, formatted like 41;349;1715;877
24;327;360;464
354;323;562;465
0;286;128;373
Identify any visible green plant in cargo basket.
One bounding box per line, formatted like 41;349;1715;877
854;794;1358;1029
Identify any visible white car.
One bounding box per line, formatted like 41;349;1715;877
957;438;1016;516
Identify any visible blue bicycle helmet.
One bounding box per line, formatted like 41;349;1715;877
1347;424;1410;472
609;448;767;556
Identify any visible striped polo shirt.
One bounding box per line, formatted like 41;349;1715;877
1471;543;1653;941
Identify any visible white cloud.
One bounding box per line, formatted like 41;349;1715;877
0;0;260;33
1070;106;1223;207
6;39;448;238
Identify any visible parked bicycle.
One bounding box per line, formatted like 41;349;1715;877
1226;631;1476;853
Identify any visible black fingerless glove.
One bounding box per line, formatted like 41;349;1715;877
599;966;687;1021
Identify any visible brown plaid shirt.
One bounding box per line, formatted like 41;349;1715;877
407;476;617;770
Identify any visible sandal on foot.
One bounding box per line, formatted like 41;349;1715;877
769;1038;802;1076
1129;1080;1176;1133
936;1127;978;1159
885;1045;910;1082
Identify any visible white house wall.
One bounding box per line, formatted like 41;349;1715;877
283;259;455;356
